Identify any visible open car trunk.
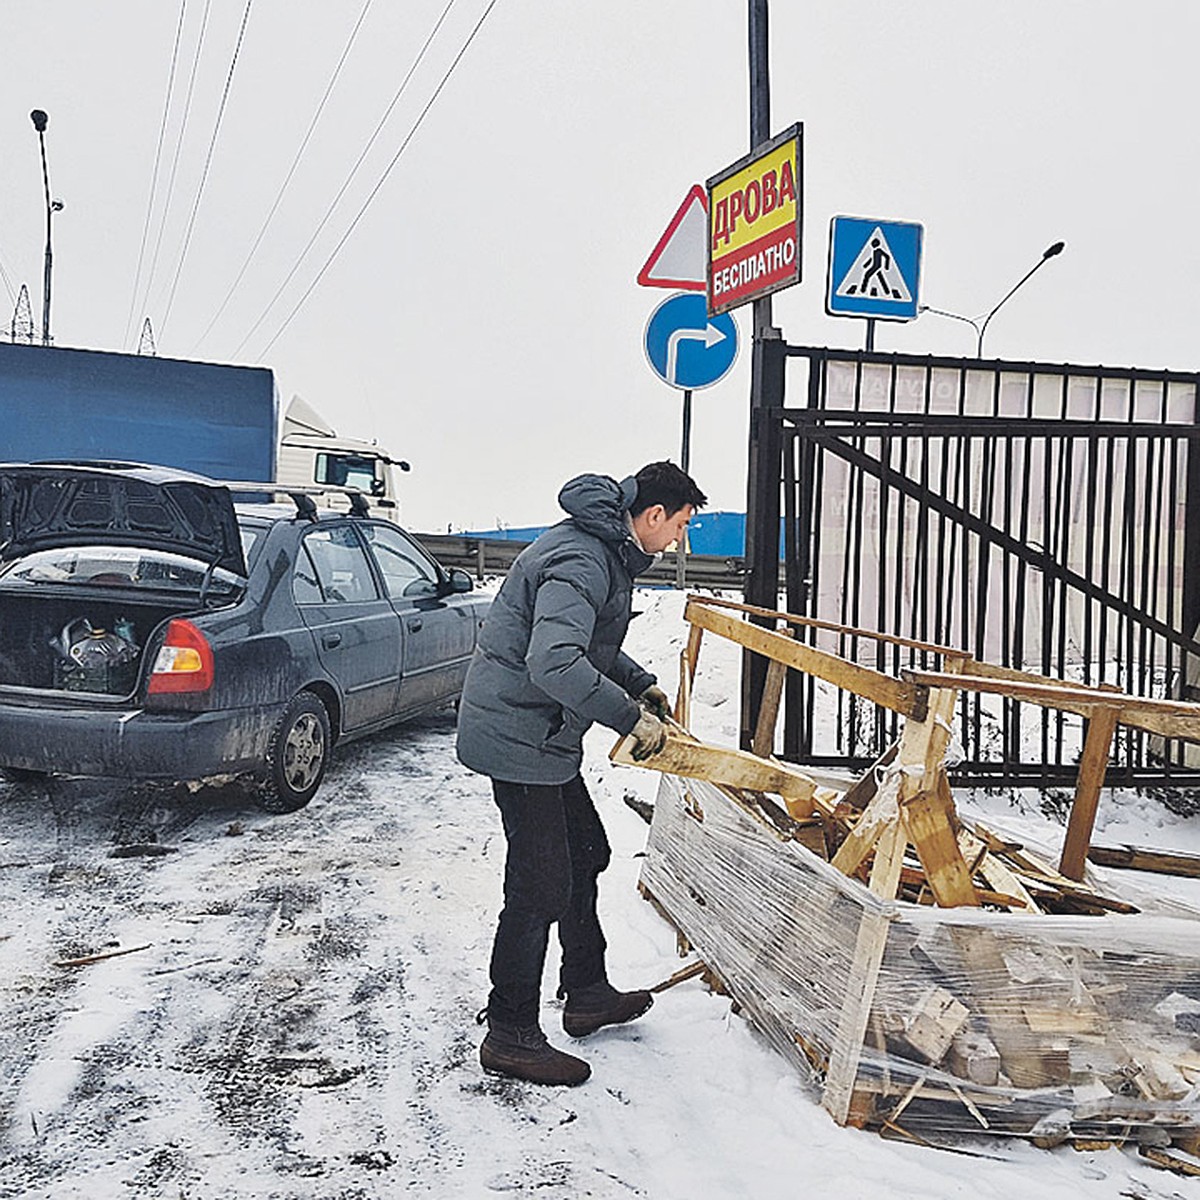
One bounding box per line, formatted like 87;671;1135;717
0;591;204;698
0;463;249;700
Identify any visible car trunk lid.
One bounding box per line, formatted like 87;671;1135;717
0;462;247;578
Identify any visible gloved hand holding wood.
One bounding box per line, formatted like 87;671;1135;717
629;710;668;760
638;684;672;721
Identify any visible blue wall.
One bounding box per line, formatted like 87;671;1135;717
466;510;750;556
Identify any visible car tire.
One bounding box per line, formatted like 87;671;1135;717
257;691;331;814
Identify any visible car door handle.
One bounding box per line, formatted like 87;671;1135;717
407;619;423;633
322;632;342;649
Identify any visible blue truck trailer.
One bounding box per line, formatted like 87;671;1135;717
0;341;403;514
0;341;278;482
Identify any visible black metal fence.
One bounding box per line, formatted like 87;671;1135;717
750;345;1200;787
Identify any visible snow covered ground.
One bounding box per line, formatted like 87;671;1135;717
0;587;1197;1199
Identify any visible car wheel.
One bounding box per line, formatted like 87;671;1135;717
257;691;331;814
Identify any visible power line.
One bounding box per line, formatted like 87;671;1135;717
159;0;255;339
123;0;187;350
136;0;213;335
190;0;374;354
0;249;18;308
255;0;499;357
231;0;462;358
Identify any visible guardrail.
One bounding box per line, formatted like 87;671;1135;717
414;532;746;591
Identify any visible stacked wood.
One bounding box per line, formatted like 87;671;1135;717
621;597;1200;1146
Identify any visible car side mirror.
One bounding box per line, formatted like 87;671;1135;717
447;567;473;594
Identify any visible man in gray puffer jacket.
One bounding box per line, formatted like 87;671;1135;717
457;461;705;1086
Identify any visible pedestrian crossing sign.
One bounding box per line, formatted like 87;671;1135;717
826;215;923;321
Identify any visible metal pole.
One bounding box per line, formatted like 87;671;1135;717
865;318;876;352
976;241;1065;357
31;110;53;346
749;0;771;339
680;388;692;474
742;0;781;746
675;389;693;589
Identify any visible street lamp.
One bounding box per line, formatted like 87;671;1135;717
30;108;62;347
920;241;1065;358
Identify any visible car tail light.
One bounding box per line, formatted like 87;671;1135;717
148;620;214;694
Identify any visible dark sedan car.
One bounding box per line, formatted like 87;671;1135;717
0;462;490;811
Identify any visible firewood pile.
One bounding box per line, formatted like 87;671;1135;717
614;597;1200;1167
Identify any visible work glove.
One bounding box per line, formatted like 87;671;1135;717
629;711;668;761
639;684;672;721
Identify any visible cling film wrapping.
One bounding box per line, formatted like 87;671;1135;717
640;774;1200;1139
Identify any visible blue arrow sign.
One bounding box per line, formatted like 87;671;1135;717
826;216;923;321
643;292;739;391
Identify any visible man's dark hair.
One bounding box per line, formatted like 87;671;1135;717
629;461;707;517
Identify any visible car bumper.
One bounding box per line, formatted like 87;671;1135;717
0;698;285;781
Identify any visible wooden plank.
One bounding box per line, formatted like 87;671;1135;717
688;593;966;658
684;622;704;675
1059;705;1119;881
1140;1146;1200;1177
610;728;818;814
751;628;792;757
837;741;899;813
650;960;708;993
907;668;1200;743
823;904;894;1124
886;667;979;908
1087;843;1200;879
830;777;899;875
902;777;980;908
895;671;963;794
55;943;152;968
685;599;923;715
868;821;907;900
971;847;1040;913
674;647;693;727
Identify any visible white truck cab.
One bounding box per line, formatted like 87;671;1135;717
275;394;408;519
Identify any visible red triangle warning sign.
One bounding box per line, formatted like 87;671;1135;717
637;184;708;291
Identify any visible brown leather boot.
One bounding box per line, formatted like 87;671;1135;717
480;1018;591;1086
563;981;654;1038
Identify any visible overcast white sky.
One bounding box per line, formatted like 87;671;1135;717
2;2;1199;530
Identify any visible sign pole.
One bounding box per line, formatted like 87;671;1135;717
675;389;693;589
741;0;783;746
865;317;876;351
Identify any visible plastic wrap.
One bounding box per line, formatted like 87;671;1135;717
640;773;1200;1140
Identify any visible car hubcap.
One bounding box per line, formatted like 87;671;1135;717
283;713;324;791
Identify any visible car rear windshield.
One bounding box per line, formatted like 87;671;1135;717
0;545;243;594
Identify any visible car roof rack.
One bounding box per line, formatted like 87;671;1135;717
218;482;373;520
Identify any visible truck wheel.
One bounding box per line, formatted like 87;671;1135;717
257;691;330;813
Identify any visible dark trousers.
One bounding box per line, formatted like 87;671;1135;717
487;774;611;1027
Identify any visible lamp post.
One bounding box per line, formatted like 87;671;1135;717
920;241;1065;358
30;108;61;347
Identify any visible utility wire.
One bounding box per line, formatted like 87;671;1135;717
232;0;461;358
160;0;254;339
191;0;374;354
0;248;18;308
123;0;187;350
136;0;212;336
255;0;499;357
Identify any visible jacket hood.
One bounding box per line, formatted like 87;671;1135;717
557;473;654;575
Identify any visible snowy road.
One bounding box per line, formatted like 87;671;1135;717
0;591;1194;1199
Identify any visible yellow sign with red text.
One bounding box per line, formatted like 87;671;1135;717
707;124;803;315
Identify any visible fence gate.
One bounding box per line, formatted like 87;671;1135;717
746;344;1200;788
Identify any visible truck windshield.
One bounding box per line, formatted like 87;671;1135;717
315;452;383;494
0;546;243;594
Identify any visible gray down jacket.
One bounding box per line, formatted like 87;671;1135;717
455;473;657;784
